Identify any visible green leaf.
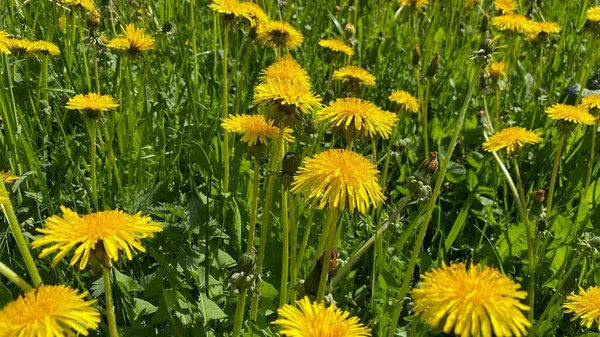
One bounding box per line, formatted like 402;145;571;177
132;298;158;321
445;193;475;252
198;293;227;322
114;270;142;293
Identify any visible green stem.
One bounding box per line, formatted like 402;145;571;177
316;207;338;302
222;25;230;193
250;129;285;320
387;64;482;337
422;80;431;155
0;261;33;292
494;86;500;128
90;119;98;208
585;122;597;192
0;180;42;287
288;193;298;304
296;202;316;273
381;118;401;194
546;133;566;217
280;188;290;307
232;290;247;337
103;267;119;337
246;158;260;253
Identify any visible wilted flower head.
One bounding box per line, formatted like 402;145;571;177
494;0;517;13
319;39;354;56
221;114;295;146
492;14;539;34
274;297;371;337
332;66;376;87
32;206;163;270
316;98;398;141
545;104;596;126
0;285;100;336
412;262;530;337
60;0;95;12
398;0;429;10
26;41;60;56
66;93;119;119
563;286;600;330
107;24;155;55
0;30;11;55
259;55;311;88
483;126;542;154
256;21;304;50
389;90;419;113
291;149;385;214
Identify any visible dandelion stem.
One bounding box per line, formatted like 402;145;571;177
585;122;597;192
250;129;285;320
232;290;247;337
288;193;298;304
103;267;119;337
546;133;566;217
246;158;260;253
422;80;431;156
90;119;98;209
316;207;338;302
296;201;317;274
387;64;482;337
222;25;230;193
280;188;290;307
0;179;42;287
0;261;33;292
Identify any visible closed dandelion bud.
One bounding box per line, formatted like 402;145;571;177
530;189;545;217
229;252;259;293
537;217;547;232
426;54;440;78
588;237;600;249
281;152;301;190
88;10;101;28
162;21;174;34
480;12;489;33
344;23;356;40
304;117;317;135
479;37;498;56
412;44;421;66
304;250;337;296
414;152;439;185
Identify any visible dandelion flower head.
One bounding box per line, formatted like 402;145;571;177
399;0;430;10
482;126;542;154
253;78;322;115
239;2;268;26
545;104;596;125
581;95;600;115
2;171;18;184
291;149;385;214
256;21;304;50
488;61;507;80
389;90;419;113
319;39;354;57
494;0;517;13
412;262;531;337
32;206;163;270
587;6;600;22
274;297;371;337
60;0;95;12
26;41;60;56
221;114;295;146
0;30;11;55
332;66;376;87
0;285;100;337
563;286;600;330
107;24;155;54
316;98;398;141
209;0;251;20
0;185;8;204
491;14;539;34
66;93;118;119
259;55;312;89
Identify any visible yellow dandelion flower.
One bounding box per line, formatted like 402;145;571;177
256;21;304;50
26;41;60;56
491;14;539;34
66;93;119;119
107;24;155;54
60;0;95;11
7;38;32;53
239;2;268;27
0;186;8;204
253;78;322;115
545;104;596;125
533;21;561;34
488;61;507;80
32;206;163;270
221;114;295;146
398;0;429;10
587;6;600;22
482;126;542;154
332;66;376;87
259;55;312;89
389;90;419;113
0;30;11;55
274;297;371;337
563;286;600;330
1;170;19;184
412;262;530;337
581;95;600;113
494;0;517;13
316;98;398;141
319;39;354;57
208;0;250;19
291;149;385;214
58;17;68;33
0;285;100;337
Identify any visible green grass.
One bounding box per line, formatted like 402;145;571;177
1;0;600;336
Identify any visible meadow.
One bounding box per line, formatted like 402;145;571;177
1;0;600;336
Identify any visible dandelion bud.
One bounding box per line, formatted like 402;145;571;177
530;189;545;217
304;250;337;296
533;189;545;203
415;152;439;184
480;12;489;33
88;9;101;29
281;152;301;190
426;54;440;78
412;44;421;66
229;252;259;294
304;117;317;136
162;21;174;34
344;23;356;40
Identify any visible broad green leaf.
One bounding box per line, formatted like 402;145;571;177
198;293;227;322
